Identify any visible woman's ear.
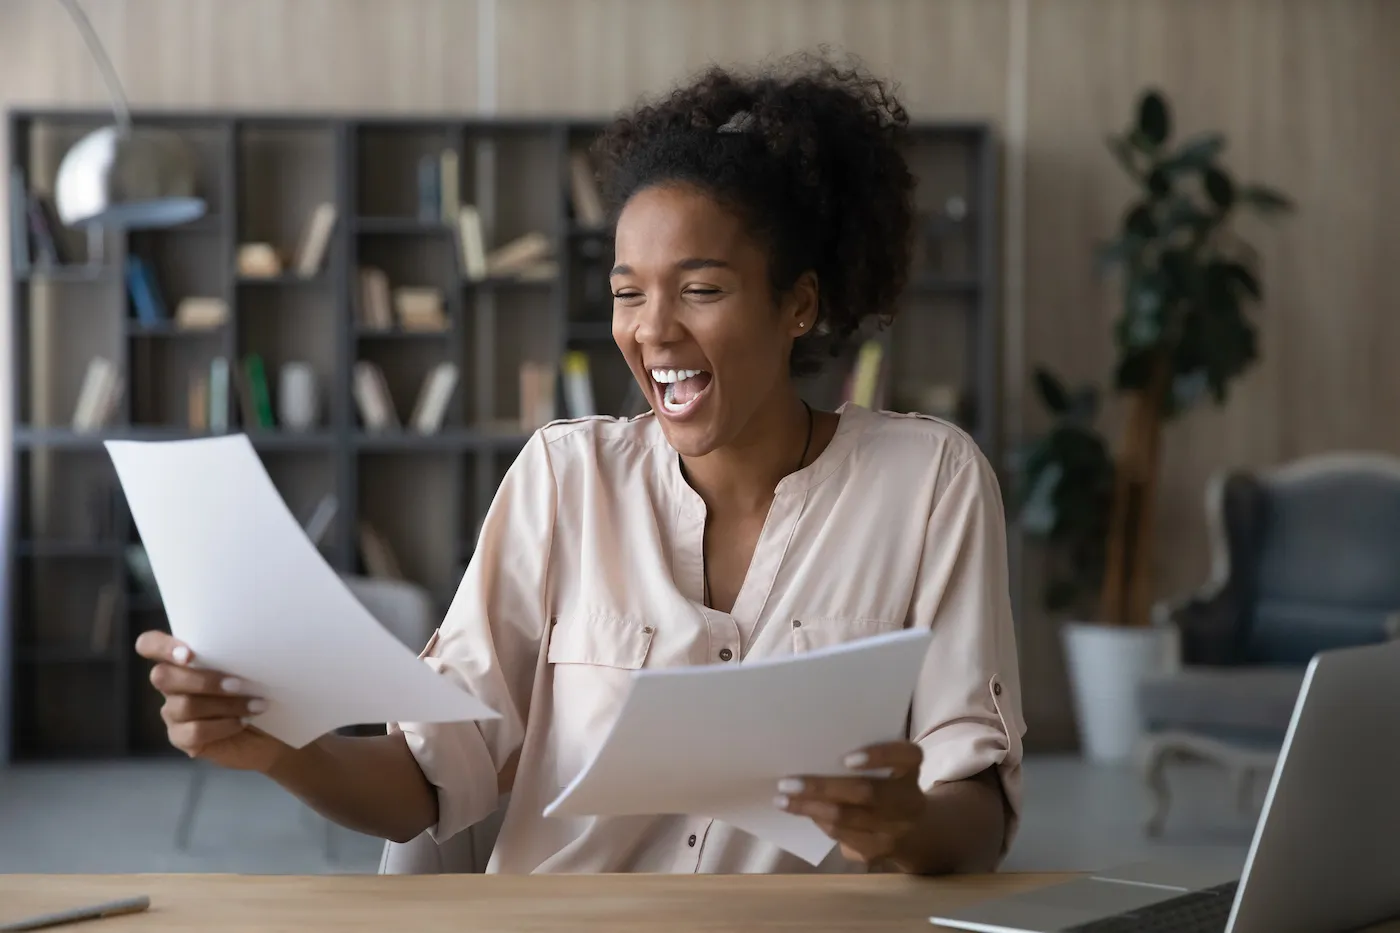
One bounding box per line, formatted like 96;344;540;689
784;271;819;337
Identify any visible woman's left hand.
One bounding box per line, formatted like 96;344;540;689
775;740;926;867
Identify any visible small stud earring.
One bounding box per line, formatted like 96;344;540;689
799;321;806;328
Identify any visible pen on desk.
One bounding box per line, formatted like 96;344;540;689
0;896;150;932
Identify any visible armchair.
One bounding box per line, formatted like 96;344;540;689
1137;453;1400;835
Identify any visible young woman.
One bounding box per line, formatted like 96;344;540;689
136;56;1025;876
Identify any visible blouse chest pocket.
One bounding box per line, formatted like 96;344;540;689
547;610;657;670
789;615;904;654
544;610;656;785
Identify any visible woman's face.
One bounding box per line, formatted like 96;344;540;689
611;183;814;457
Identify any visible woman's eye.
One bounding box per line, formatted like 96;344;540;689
612;291;641;301
685;287;721;298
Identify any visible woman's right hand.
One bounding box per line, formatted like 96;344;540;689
135;630;292;774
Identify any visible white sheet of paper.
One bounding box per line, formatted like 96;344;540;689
542;627;934;865
105;434;498;747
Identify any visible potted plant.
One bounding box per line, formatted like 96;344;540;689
1017;88;1294;761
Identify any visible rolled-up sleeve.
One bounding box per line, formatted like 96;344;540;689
908;448;1027;856
389;430;558;844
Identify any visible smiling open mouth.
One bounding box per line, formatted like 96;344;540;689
650;368;713;415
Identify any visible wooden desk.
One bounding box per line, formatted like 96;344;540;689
0;873;1067;932
7;874;1399;932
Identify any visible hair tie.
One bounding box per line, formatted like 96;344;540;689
717;110;756;134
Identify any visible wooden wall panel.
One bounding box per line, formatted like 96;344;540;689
1020;0;1400;746
493;0;1010;119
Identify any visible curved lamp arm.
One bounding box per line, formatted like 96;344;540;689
54;0;132;134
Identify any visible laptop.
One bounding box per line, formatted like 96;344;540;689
931;638;1400;933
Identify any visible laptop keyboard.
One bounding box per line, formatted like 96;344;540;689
1062;881;1239;933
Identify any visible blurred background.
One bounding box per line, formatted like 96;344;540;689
2;0;1397;877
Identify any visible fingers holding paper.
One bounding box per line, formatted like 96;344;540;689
135;630;290;774
775;740;926;867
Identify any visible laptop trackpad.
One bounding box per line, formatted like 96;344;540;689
932;878;1178;931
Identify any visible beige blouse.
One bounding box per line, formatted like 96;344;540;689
391;402;1026;874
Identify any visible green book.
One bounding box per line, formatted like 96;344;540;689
244;354;276;429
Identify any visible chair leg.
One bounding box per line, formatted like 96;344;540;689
1140;740;1173;838
174;761;209;851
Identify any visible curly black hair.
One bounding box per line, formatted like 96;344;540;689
591;52;916;376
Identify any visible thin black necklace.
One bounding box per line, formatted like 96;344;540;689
702;400;814;610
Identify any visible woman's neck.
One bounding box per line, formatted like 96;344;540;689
679;390;817;515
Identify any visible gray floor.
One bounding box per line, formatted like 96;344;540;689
0;755;1255;875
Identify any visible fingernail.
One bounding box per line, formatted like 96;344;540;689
247;698;268;714
774;795;791;810
844;752;869;769
221;677;244;694
172;646;191;664
777;778;804;794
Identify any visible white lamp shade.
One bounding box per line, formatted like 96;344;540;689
55;124;206;229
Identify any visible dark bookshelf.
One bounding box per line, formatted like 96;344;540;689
3;108;999;762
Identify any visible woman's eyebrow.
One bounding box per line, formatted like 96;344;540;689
610;257;731;276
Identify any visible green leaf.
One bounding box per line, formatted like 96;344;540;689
1033;367;1071;415
1224;261;1261;300
1136;90;1171;147
1105;134;1140;180
1066;386;1100;425
1238;184;1294;214
1146;167;1172;198
1120;274;1166;349
1094;237;1135;273
1162;132;1226;172
1204;167;1235;210
1020;461;1063;535
1123;203;1156;239
1115;350;1158;392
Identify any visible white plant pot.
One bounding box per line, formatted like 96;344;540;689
1062;620;1181;763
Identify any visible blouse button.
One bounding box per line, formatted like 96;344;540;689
718;648;733;662
687;834;697;847
993;682;1003;696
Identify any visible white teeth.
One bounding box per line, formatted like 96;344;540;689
650;368;705;384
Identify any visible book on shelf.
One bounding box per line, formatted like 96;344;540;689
209;357;231;432
125;544;160;603
418;155;440;223
408;362;459;435
561;350;596;418
352;360;398;431
486;231;552;278
291;202;336;278
455;206;488;281
519;360;558;431
569;150;607;228
188;370;209;430
842;339;887;410
302;493;338;548
357;520;404;580
393;286;448;332
71;357;123;432
90;581;119;653
439;149;460;223
174;296;228;330
125;256;169;327
240;354;276;429
357;266;394;330
415;148;462;224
